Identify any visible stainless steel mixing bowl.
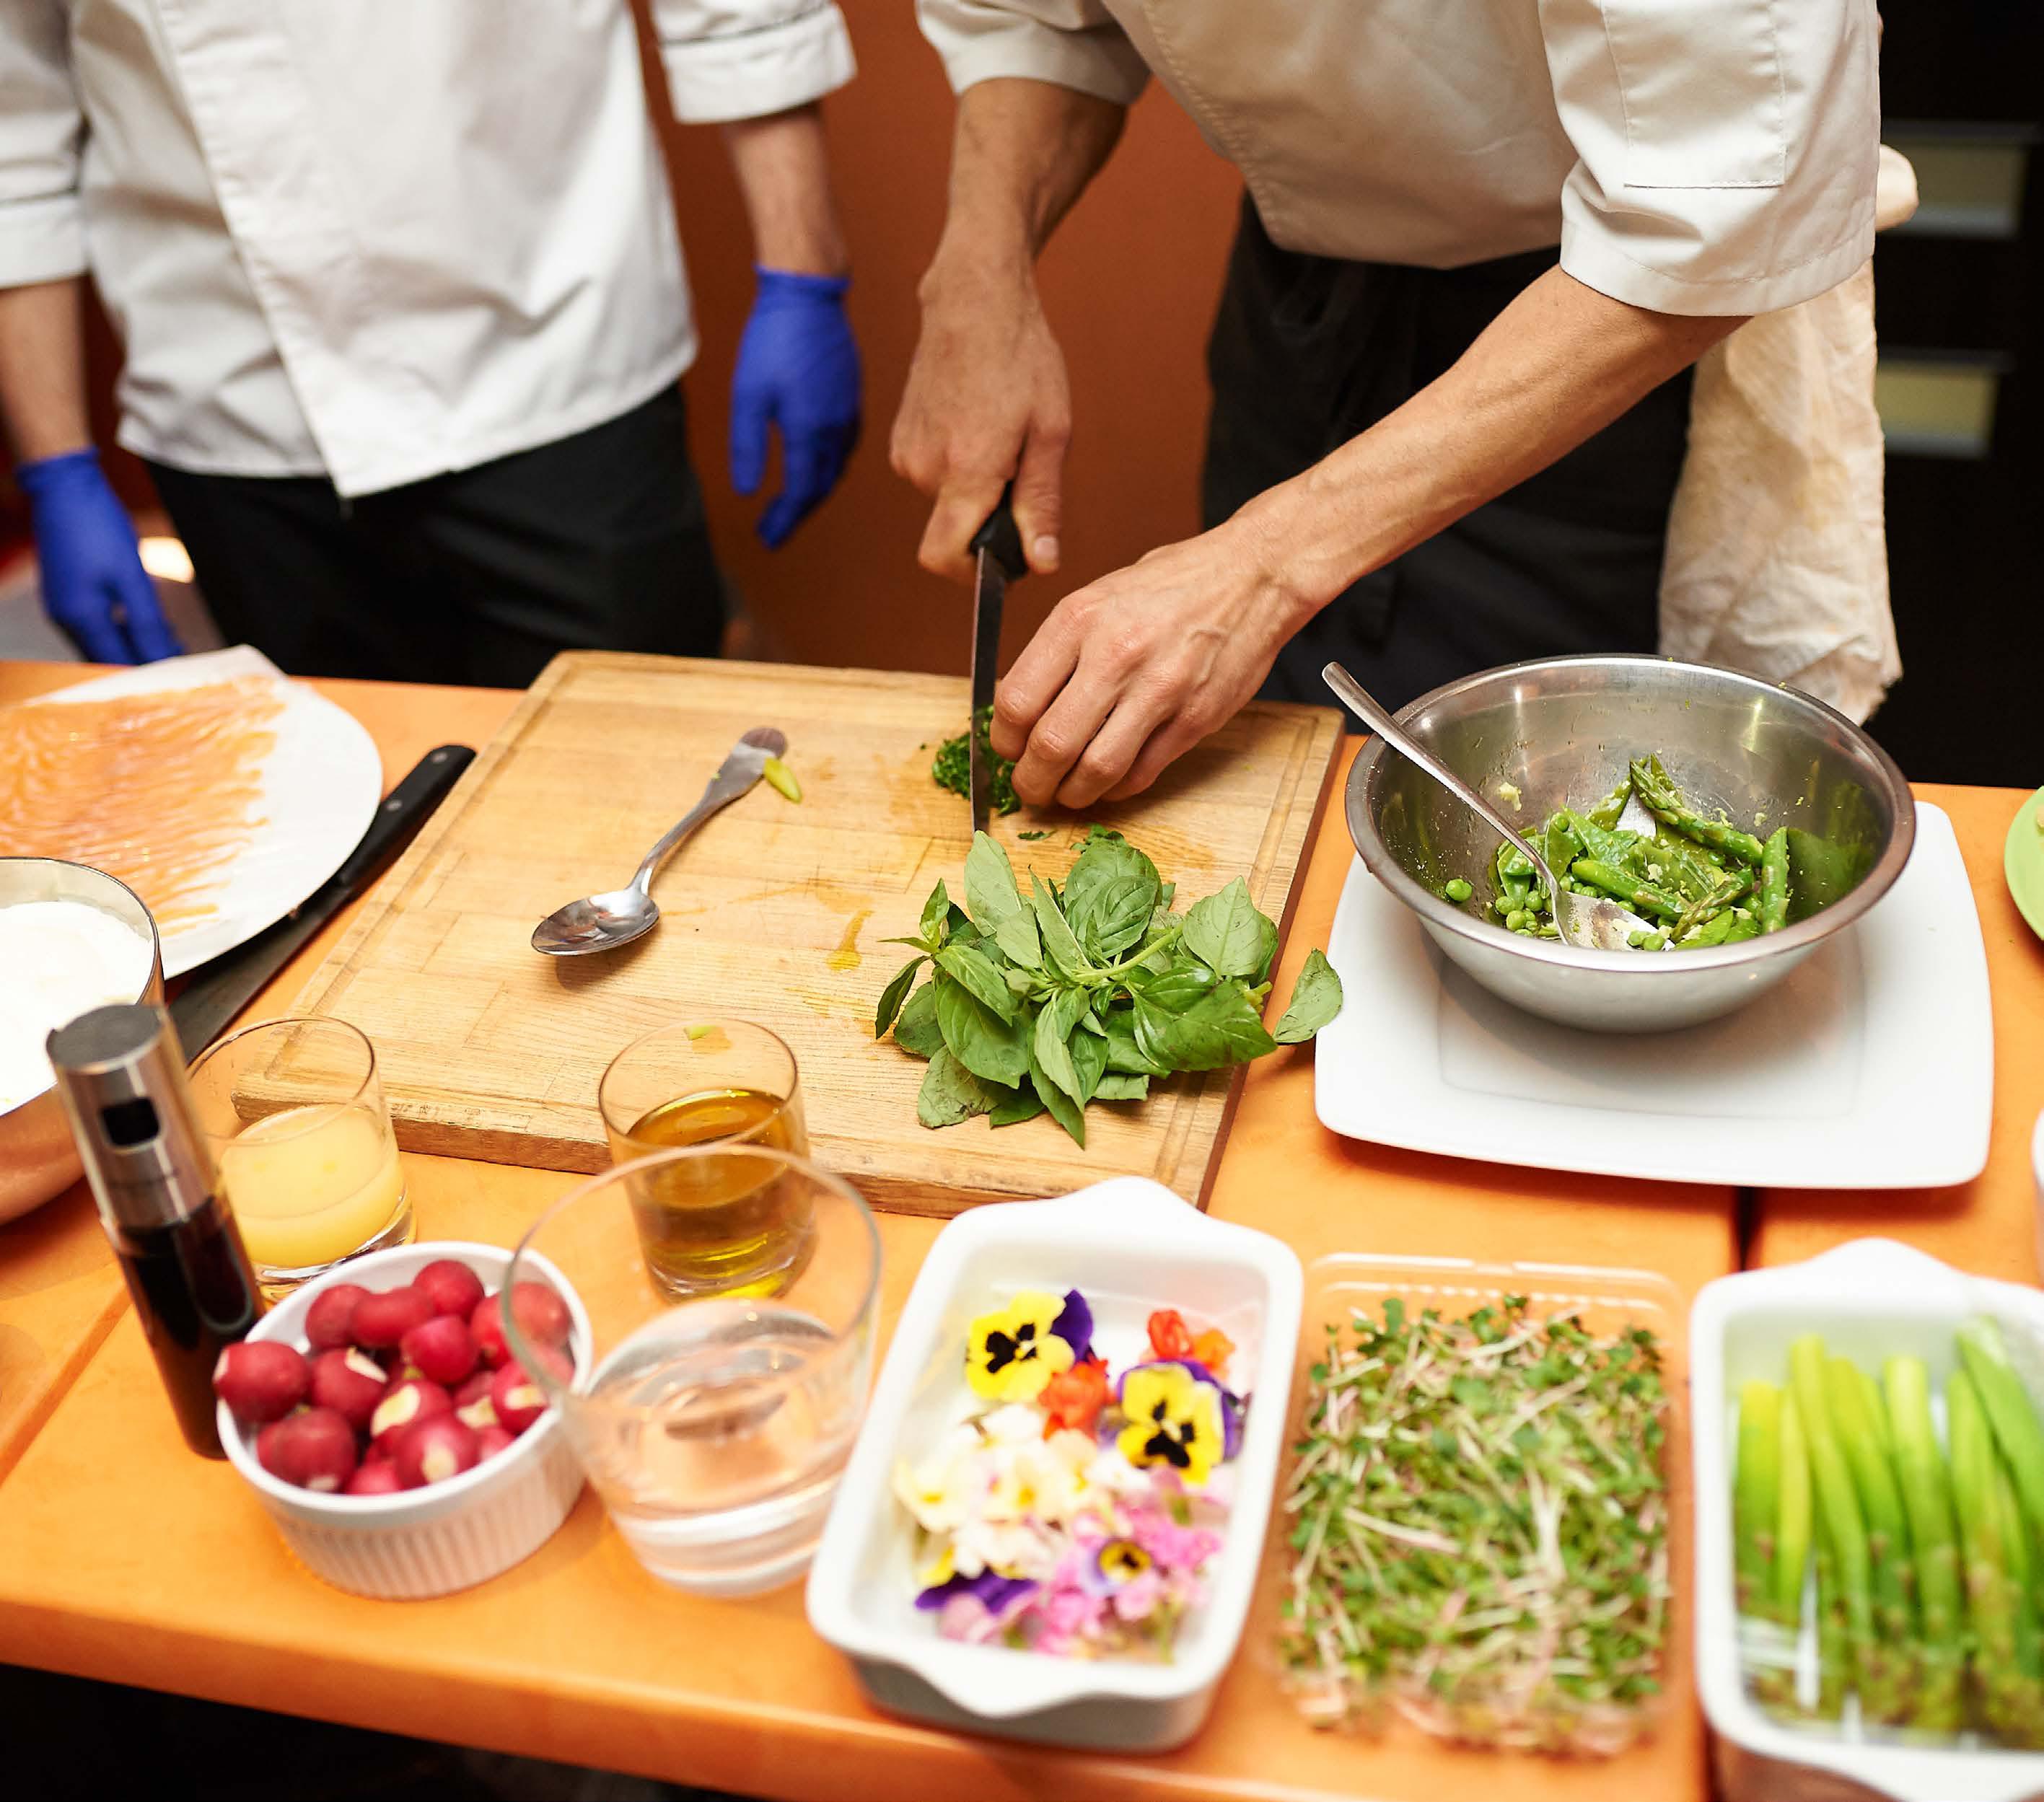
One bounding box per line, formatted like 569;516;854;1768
0;858;165;1223
1343;656;1915;1033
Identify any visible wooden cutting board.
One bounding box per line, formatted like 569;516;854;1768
289;654;1341;1216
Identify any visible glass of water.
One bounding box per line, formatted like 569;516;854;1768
504;1145;880;1598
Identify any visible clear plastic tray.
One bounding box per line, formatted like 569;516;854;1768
1259;1251;1690;1755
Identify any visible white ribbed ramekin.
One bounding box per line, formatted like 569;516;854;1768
219;1240;589;1600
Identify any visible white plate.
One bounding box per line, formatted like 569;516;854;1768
24;646;382;977
1314;801;1991;1189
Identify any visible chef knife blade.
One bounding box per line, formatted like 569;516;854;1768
967;488;1027;836
169;744;475;1056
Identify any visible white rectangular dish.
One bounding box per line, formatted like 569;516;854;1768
1315;801;1992;1189
1691;1238;2044;1802
805;1177;1303;1752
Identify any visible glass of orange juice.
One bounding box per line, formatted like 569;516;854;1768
187;1017;410;1292
597;1019;810;1300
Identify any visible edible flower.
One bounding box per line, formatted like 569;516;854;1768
1038;1357;1110;1438
1190;1326;1234;1376
1091;1537;1154;1589
1146;1309;1196;1363
915;1568;1036;1615
892;1445;977;1533
1116;1361;1229;1489
1051;1288;1095;1363
966;1291;1076;1402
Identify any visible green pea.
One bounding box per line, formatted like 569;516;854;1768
1443;878;1474;904
1505;909;1530;932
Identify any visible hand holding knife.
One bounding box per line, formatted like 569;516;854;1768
968;486;1027;837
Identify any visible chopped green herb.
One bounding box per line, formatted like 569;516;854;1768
931;706;1018;816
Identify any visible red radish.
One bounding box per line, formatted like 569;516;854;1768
392;1415;482;1487
304;1282;370;1350
489;1361;550;1433
351;1285;435;1349
400;1314;478;1386
457;1394;497;1432
343;1459;406;1496
475;1425;517;1461
469;1294;509;1368
452;1368;494;1410
369;1376;452;1453
255;1407;358;1492
508;1280;571;1351
309;1348;388;1431
213;1341;310;1425
413;1258;486;1319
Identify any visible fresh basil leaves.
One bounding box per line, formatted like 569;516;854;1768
874;828;1343;1145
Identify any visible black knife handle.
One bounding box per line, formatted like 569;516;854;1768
969;485;1027;581
330;744;474;892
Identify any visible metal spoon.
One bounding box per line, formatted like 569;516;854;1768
530;726;786;957
1321;662;1653;953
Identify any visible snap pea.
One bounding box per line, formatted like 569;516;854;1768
1758;827;1792;933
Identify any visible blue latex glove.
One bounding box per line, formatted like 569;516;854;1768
18;447;182;663
729;268;861;550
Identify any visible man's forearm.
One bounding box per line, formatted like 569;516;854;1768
0;278;94;464
721;103;848;275
1246;268;1745;625
926;77;1126;286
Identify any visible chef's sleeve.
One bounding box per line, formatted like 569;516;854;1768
653;0;856;124
0;1;88;288
1538;0;1880;315
916;0;1149;107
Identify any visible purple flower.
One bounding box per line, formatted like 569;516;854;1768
1116;1358;1245;1460
1050;1288;1094;1363
915;1568;1038;1614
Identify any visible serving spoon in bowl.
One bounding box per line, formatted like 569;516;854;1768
531;726;786;957
1321;662;1652;954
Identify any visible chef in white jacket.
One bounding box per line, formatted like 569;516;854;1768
0;0;861;683
893;0;1881;807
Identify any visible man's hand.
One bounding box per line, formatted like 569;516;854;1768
730;270;860;548
891;256;1069;581
993;267;1744;803
889;79;1126;581
19;448;182;664
993;510;1307;807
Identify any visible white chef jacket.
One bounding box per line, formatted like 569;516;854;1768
0;0;854;497
917;0;1879;317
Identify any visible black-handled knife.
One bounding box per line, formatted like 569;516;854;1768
967;485;1026;837
169;744;475;1056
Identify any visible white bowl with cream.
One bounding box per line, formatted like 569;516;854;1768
0;858;164;1222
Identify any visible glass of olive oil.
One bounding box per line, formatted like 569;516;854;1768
597;1020;810;1298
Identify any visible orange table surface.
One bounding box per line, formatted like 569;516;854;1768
0;668;1737;1802
1751;781;2043;1281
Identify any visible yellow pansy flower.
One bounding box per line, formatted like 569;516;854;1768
965;1290;1076;1402
1116;1362;1227;1489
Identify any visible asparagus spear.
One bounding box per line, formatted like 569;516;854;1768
1789;1336;1896;1719
1735;1381;1784;1617
1812;1500;1849;1719
1569;858;1686;923
1948;1368;2044;1746
1955;1317;2044;1541
1757;827;1792;933
1749;1387;1816;1717
1628;755;1768;867
1823;1354;1921;1722
1883;1355;1966;1732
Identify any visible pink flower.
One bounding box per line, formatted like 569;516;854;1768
937;1594;1002;1644
1111;1570;1164;1621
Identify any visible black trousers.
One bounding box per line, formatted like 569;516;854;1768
149;386;724;688
1203;198;1693;713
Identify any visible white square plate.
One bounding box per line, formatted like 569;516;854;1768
1314;801;1991;1189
